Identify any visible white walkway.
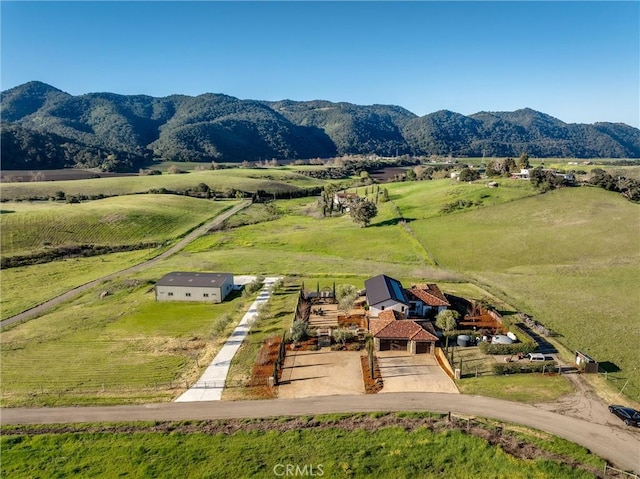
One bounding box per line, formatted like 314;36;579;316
175;276;280;402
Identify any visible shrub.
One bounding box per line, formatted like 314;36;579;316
332;328;354;346
290;320;309;344
479;342;537;355
493;361;558;375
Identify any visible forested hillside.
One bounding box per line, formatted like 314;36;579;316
2;81;639;171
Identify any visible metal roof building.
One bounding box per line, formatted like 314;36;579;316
365;274;410;317
155;272;234;303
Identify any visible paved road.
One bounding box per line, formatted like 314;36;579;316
1;393;638;473
0;200;251;328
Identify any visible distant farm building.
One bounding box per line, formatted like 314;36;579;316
155;272;234;303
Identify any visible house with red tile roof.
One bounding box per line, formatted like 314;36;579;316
406;283;450;318
373;319;438;354
364;275;450;354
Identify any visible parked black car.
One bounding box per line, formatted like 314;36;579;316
608;405;640;427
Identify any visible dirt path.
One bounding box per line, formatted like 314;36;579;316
0;200;251;328
2;392;638;473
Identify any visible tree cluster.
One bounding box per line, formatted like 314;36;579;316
588;169;640;202
529;167;570;192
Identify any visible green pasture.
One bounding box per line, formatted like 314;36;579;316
0;280;252;407
0;250;151;319
1;419;602;478
350;178;538;220
1;195;236;257
410;187;640;400
180;198;442;277
0;167;325;201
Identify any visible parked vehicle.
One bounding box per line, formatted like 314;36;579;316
527;353;546;362
608;405;640;427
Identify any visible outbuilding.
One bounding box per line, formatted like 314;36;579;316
575;350;599;374
155;272;234;303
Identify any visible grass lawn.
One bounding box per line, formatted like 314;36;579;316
1;416;602;479
456;374;574;403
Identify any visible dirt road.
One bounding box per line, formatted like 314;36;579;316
1;392;638;473
0;200;251;328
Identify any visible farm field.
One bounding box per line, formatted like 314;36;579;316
0;195;236;257
0;250;151;319
0;414;604;479
0;167;326;201
0;279;255;407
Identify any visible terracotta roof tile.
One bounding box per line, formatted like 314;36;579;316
410;328;439;341
374;320;438;341
369;318;394;336
406;284;450;307
377;309;406;321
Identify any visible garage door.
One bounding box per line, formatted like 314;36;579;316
390;340;408;351
416;342;431;354
379;339;391;351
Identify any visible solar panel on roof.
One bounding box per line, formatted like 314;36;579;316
390;280;405;301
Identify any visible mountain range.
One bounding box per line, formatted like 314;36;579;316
2;81;639;171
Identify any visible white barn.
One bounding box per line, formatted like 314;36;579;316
155;272;234;303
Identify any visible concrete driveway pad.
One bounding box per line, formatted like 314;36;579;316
377;351;459;394
278;350;365;399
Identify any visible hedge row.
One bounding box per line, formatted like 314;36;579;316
493;361;558;375
1;242;159;269
479;342;537;355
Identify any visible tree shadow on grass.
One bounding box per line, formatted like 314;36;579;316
371;217;416;227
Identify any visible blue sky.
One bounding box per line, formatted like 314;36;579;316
2;1;639;127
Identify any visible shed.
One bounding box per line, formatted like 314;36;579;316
155;272;234;303
575;350;598;374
